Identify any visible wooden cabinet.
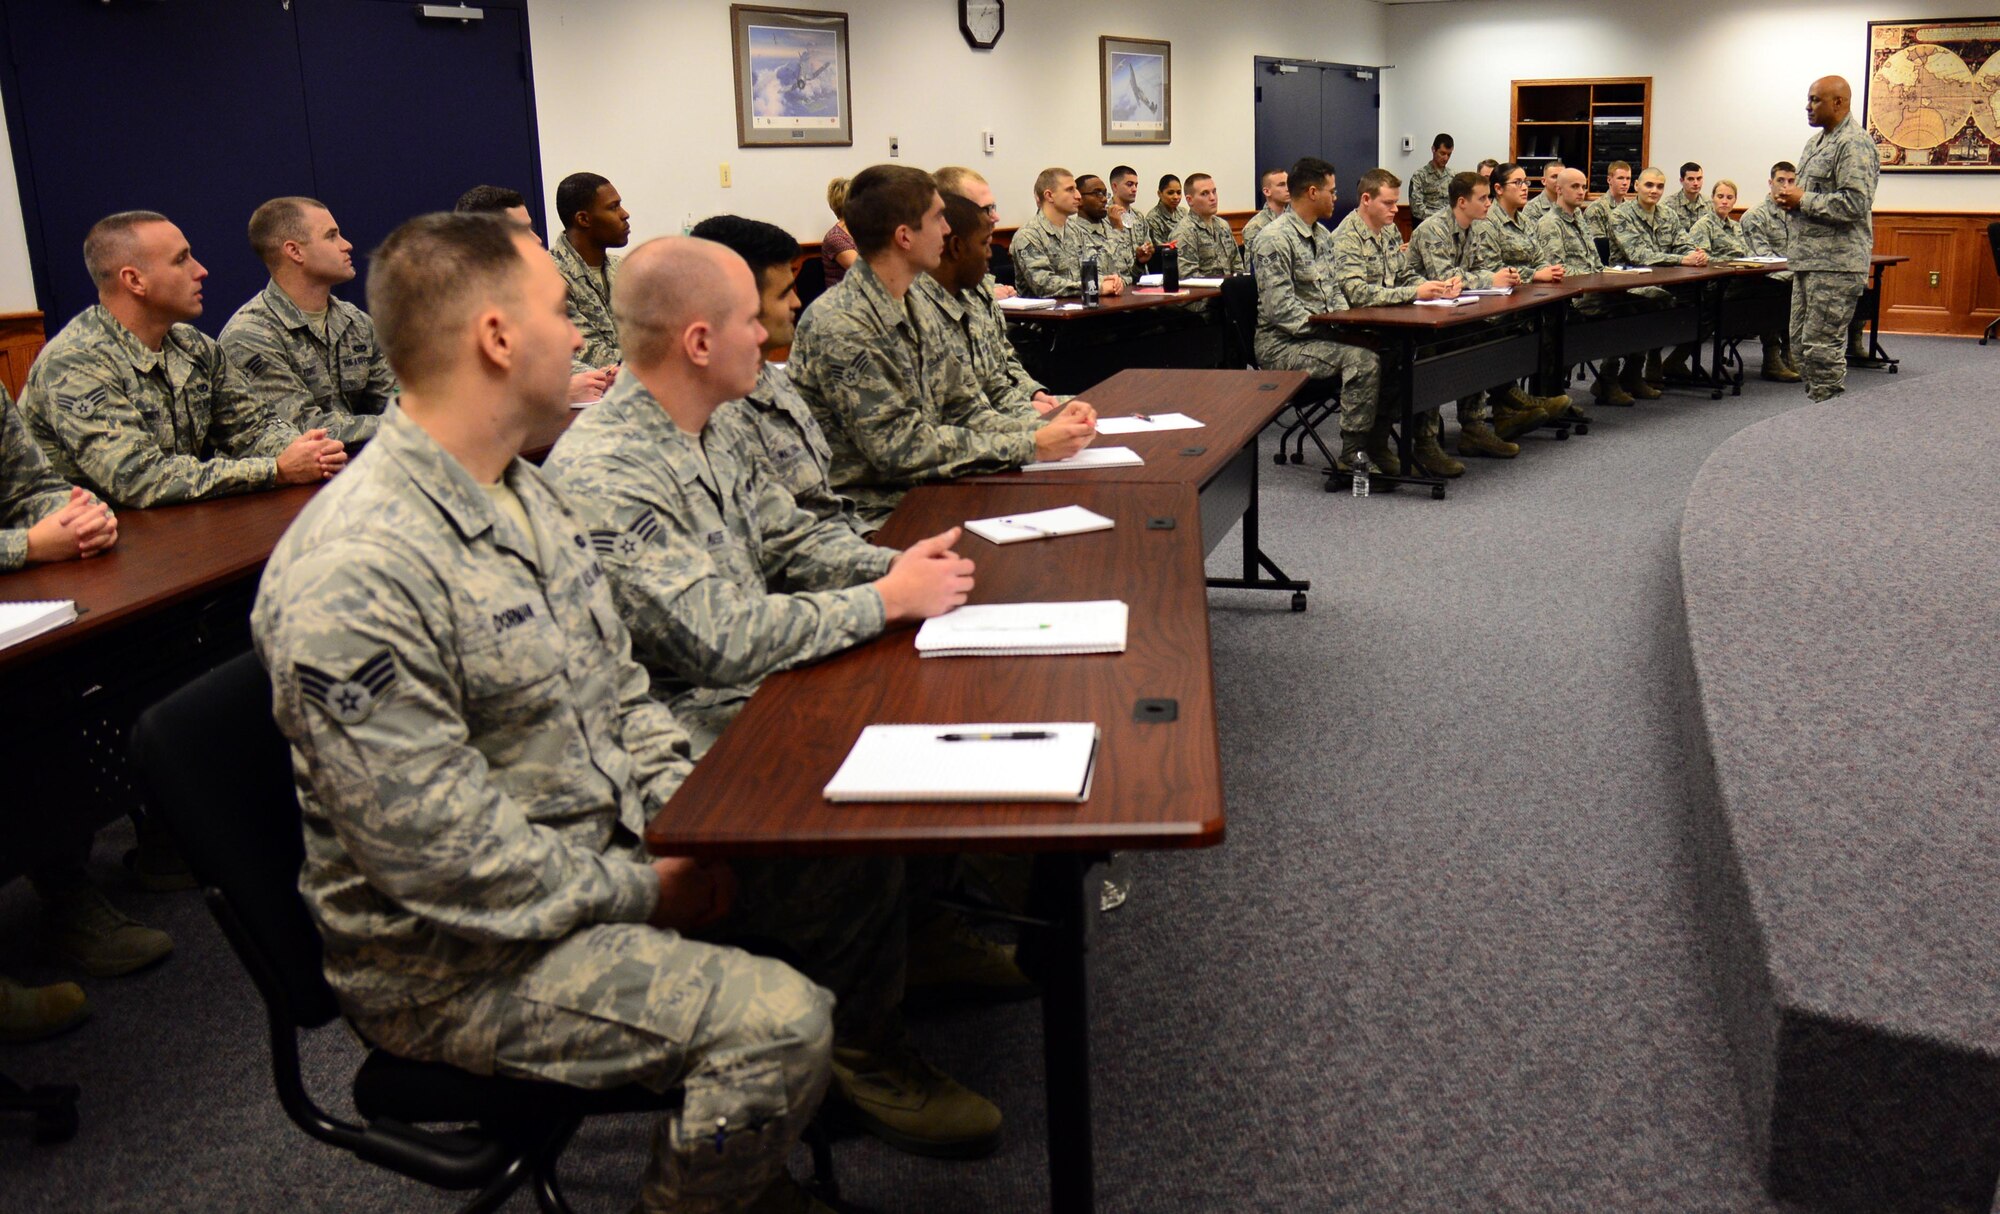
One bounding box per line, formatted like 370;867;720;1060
1871;212;2000;338
1511;77;1651;193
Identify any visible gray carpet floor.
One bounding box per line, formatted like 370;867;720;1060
2;336;1987;1213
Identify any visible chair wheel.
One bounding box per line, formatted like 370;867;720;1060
1889;364;1898;373
1290;452;1305;464
1575;423;1590;436
1271;452;1286;466
1290;592;1307;612
1430;485;1446;500
1556;429;1569;441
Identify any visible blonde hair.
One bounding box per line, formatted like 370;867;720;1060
826;177;850;219
1713;179;1740;200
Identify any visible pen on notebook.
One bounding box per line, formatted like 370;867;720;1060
996;518;1056;535
1134;412;1153;423
938;730;1055;742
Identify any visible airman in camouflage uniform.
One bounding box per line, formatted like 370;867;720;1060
1074;174;1149;281
1467;174;1584;422
1170;209;1242;277
1407;135;1455;225
1780;77;1880;402
1658;164;1708;244
22;306;319;508
1;385;113;570
1538;167;1667;405
1583;161;1633;240
730;361;868;538
1741;163;1803;379
1611;169;1713;383
1144;175;1186;250
912;275;1047;426
790;259;1038;527
1253;198;1386;474
1521;162;1562;226
221;280;395;445
255;214;865;1214
543;372;897;754
552;234;622;368
1008;207;1090;298
1407;177;1528;459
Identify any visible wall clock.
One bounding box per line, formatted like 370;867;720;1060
960;0;1003;50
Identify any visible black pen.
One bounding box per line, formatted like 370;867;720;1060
938;730;1054;742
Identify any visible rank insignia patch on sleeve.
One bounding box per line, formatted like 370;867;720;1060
296;650;397;725
589;509;663;560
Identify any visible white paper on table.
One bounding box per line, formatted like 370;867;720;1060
1461;287;1515;297
998;296;1059;311
1020;446;1145;472
962;505;1115;545
1094;412;1204;435
1413;297;1478;308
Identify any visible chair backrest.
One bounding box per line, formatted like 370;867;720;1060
794;254;828;310
130;651;340;1030
1218;273;1261;370
1987;222;1999;270
1594;236;1613;266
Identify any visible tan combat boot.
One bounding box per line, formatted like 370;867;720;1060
1411;428;1465;477
831;1041;1003;1158
1362;428;1402;478
1491;399;1548;441
907;913;1036;1004
1456;421;1518;458
1642;348;1665;386
1661;343;1696;381
0;975;90;1042
1621;356;1661;400
43;885;173;978
1761;339;1801;382
1592;359;1636;406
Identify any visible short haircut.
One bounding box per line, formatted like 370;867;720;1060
1770;160;1797;177
1447;171;1488;206
83;210;170;286
1679;161;1702;179
367;212;527;388
1356;168;1399;198
1076;173;1105;191
844;164;939;254
613;239;743;368
247;196;328;270
933;166;987;196
1032;166;1073;207
1607;160;1633;177
826;176;850;218
1157;174;1180;192
688;214;799;283
555;172;610;230
1185;173;1214;190
1542;158;1564;174
1260;167;1287;188
1492;162;1529;188
1287;156;1335;195
455;184;527;215
940;191;990;250
1431;133;1454;151
1638;166;1668;183
1109;165;1136;184
1713;179;1739;199
1475;158;1499;173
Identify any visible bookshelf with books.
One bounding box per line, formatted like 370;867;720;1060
1511;77;1651;194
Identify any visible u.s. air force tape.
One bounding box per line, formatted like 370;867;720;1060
296;649;397;725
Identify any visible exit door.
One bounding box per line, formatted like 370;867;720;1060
1253;58;1382;227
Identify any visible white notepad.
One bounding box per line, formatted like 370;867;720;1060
1603;266;1655;274
823;722;1101;802
1021;446;1144;472
914;600;1128;658
0;600;77;651
1461;286;1515;297
997;296;1058;311
1414;296;1478;308
963;505;1114;545
1095;412;1204;435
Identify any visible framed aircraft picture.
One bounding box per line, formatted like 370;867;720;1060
1101;35;1171;144
731;5;853;147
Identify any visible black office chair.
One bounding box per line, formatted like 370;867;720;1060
794;254;828;312
1593;235;1613;266
1217;274;1341;469
129;653;837;1214
1983;223;1998;346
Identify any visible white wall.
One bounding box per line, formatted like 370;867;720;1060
0;100;39;312
527;0;1388;245
1381;0;1997;212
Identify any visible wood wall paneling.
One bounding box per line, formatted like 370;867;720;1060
0;312;47;400
1871;212;1999;338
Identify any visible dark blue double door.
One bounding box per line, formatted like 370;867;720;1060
1;0;544;333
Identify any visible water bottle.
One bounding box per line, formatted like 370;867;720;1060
1350;451;1371;497
1161;242;1180;293
1080;253;1100;306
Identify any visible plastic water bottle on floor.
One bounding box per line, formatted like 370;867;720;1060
1351;452;1371;498
1099;853;1130;912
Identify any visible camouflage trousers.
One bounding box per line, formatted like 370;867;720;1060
352;855;904;1213
1789;270;1867;403
1256;336;1383;435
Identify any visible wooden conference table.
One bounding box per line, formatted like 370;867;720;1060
962;366;1312;611
1002;285;1227;394
647;479;1224;1214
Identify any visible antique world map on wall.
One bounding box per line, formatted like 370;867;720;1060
1865;18;2000;170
